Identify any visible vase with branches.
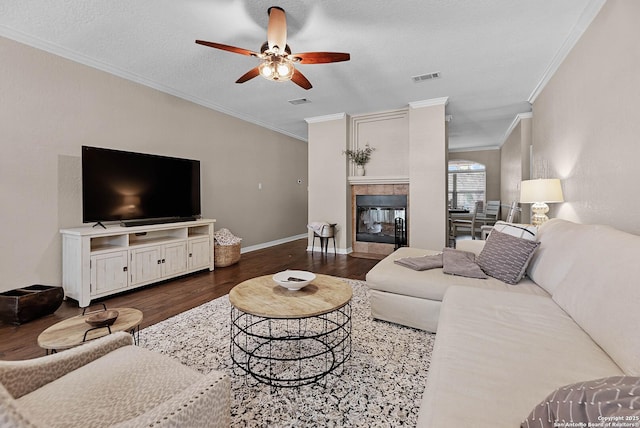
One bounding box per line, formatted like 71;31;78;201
343;144;375;175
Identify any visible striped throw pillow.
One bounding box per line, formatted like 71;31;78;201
477;229;540;284
490;221;537;240
522;376;640;428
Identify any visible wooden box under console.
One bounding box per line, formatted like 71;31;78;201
0;285;64;325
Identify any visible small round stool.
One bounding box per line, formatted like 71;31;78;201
312;223;336;254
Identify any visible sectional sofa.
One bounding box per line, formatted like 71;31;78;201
366;219;640;426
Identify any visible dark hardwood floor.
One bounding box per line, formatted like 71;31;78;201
0;239;380;361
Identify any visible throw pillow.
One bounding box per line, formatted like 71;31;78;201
490;221;537;240
521;376;640;428
442;248;487;279
477;229;540;284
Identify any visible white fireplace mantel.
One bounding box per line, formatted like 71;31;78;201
348;175;410;185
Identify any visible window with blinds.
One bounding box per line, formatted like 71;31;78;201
448;160;486;210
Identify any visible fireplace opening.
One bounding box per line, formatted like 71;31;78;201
356;195;407;247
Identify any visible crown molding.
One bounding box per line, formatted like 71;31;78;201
448;145;501;153
497;112;534;147
0;26;308;142
350;107;408;121
409;97;449;109
451;110;533;152
527;0;607;103
304;113;346;124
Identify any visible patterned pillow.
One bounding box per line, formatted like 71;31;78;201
521;376;640;428
477;229;540;284
490;221;537;240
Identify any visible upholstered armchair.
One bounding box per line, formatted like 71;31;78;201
0;332;230;427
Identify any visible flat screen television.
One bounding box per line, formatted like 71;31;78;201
82;146;201;226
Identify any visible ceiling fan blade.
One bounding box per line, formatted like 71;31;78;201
236;66;261;84
291;68;312;90
292;52;351;64
195;40;258;57
267;6;287;54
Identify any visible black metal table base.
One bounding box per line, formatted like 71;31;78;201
45;325;140;355
230;303;351;389
312;233;336;254
44;304;141;355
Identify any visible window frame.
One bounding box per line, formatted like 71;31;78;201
448;160;486;210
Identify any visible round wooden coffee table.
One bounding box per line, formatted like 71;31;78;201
229;273;352;388
37;307;143;354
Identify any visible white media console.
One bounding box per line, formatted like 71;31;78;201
60;219;216;307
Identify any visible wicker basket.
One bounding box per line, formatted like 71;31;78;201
214;242;241;267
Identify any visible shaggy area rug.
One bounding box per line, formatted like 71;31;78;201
139;279;434;427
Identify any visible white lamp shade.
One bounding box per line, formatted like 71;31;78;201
520;179;564;203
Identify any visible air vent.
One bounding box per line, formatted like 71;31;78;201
288;98;311;105
412;71;441;83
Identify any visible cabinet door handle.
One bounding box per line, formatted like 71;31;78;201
189;253;193;257
123;266;128;272
157;260;162;264
162;259;166;264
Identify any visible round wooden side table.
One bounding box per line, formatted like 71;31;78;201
37;307;143;354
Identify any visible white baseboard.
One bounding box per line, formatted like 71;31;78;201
306;246;352;255
239;233;354;255
241;234;307;254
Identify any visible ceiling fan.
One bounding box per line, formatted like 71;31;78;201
195;6;350;90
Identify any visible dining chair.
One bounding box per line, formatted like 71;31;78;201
450;201;482;241
474;200;500;229
480;201;520;239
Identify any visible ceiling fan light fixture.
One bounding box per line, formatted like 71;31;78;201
259;61;274;78
276;61;292;78
196;6;349;90
259;57;294;82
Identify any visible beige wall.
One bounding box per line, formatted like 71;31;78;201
500;115;532;222
409;102;448;249
0;37;308;293
531;0;640;234
449;148;501;202
350;109;410;177
306;115;350;252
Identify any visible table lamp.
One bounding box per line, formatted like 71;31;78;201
519;179;564;226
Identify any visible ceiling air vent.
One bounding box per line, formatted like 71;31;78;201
288;98;311;105
412;71;441;83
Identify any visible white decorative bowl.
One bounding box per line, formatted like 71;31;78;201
273;270;316;291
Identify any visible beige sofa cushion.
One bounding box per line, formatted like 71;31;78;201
18;345;203;427
550;222;640;376
526;219;590;295
366;247;548;302
456;239;486;255
417;286;623;428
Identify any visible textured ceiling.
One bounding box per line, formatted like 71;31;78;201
0;0;604;150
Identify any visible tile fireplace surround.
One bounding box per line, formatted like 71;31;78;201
351;183;409;256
